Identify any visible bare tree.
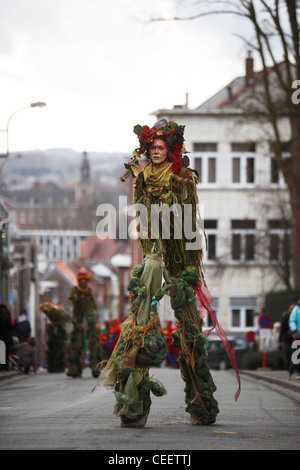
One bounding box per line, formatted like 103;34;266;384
153;0;300;288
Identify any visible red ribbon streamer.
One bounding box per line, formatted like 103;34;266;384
195;282;241;401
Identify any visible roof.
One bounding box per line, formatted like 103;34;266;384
152;60;289;117
3;184;76;207
80;235;128;262
53;260;77;286
91;262;115;278
111;253;131;267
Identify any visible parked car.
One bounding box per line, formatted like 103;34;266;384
206;337;249;370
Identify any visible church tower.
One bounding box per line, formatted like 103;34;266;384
80;149;90;182
75;149;94;208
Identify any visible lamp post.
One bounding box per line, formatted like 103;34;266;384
0;101;47;194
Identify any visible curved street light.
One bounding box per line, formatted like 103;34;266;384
5;102;47;158
0;102;47;194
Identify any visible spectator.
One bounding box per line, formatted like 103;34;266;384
13;309;31;343
289;297;300;379
13;337;38;374
0;304;13;371
279;305;294;373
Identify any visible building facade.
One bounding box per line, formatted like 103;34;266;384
152;55;291;335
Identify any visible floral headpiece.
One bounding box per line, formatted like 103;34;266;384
77;267;92;282
120;119;188;181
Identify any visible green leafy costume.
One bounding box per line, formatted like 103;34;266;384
67;276;104;378
40;301;70;373
96;120;223;426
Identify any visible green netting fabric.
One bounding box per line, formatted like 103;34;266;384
96;166;219;426
170;268;219;424
66;285;104;378
95;256;168;426
40;301;71;373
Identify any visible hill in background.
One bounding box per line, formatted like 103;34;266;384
2;148;130;189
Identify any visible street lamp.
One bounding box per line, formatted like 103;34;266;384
0;102;47;193
4;101;47;158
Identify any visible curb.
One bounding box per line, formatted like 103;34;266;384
0;370;24;382
240;370;300;394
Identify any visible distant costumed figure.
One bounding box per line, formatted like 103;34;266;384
95;120;240;427
67;268;104;378
40;300;70;372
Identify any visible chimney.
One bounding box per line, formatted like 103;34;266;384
185;92;189;109
245;50;254;86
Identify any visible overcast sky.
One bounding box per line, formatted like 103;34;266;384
0;0;252;154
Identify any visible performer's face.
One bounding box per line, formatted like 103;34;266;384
79;278;87;288
149;139;168;168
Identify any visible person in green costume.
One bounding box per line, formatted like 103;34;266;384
40;300;70;372
96;119;240;427
67;268;104;378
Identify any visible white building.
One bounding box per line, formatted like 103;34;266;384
153;54;290;335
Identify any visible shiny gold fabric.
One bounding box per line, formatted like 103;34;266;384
143;161;173;196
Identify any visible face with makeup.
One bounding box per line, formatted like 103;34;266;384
78;278;88;289
149;139;168;168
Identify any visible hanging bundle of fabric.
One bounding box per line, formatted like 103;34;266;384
94;256;168;427
169;266;219;424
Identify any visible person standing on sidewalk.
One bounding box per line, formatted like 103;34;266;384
279;305;294;374
13;309;31;343
289;297;300;379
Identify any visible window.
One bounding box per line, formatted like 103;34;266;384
269;143;289;186
196;296;219;329
204;220;217;261
268;219;291;262
29;211;35;225
229;297;256;330
193;143;218;185
193;143;217;152
231;220;256;262
208;158;216;183
270;157;279;183
246;158;255;183
20;211;26;225
231;143;256;185
232;158;240;183
194;157;217;184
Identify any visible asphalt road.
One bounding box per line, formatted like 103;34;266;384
0;366;299;452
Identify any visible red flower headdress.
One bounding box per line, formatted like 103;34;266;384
120;119;189;181
77;267;92;282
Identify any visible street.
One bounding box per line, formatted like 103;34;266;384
0;366;299;452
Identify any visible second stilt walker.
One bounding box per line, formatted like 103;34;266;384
97;119;240;426
67;268;104;378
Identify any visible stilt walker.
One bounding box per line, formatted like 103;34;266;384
40;300;70;373
96;120;240;426
67;268;104;378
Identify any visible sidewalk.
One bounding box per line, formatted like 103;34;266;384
240;368;300;396
0;369;25;382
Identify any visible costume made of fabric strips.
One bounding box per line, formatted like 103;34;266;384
96;119;241;427
97;163;219;426
67;273;104;378
40;300;70;373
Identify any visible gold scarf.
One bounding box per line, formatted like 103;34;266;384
143;162;173;197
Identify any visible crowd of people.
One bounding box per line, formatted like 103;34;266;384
0;304;38;374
